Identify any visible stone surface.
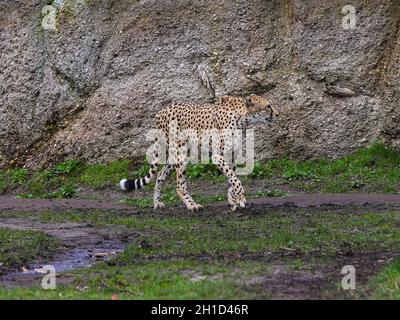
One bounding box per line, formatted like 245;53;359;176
0;0;399;168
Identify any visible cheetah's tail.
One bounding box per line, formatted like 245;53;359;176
119;162;159;191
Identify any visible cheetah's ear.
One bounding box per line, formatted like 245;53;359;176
244;96;251;106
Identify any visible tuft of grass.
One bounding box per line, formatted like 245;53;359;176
0;228;59;269
367;258;400;299
282;168;317;182
0;170;9;193
53;160;81;175
122;198;154;209
48;185;77;199
11;168;29;184
250;161;273;178
187;162;222;179
79;160;132;189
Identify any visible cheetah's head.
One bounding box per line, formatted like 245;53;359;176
217;95;279;124
245;94;279;124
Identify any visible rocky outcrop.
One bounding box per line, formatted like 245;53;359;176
0;0;399;168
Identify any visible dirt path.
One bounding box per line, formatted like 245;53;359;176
2;193;400;212
0;196;136;212
248;193;400;207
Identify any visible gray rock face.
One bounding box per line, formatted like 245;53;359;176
0;0;399;168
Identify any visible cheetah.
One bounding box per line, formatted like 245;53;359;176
120;95;279;211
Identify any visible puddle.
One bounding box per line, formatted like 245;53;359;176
0;218;131;279
21;245;125;275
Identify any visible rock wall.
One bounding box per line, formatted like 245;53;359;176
0;0;399;168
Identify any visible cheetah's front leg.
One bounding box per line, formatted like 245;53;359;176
212;154;246;211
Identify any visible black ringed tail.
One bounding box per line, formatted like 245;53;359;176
119;162;159;191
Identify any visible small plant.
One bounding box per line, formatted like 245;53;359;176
122;198;153;208
131;163;151;178
0;170;9;192
255;189;288;198
249;162;268;178
80;159;132;189
16;193;34;199
161;188;180;204
53;160;80;175
11;168;29;184
187;163;221;179
282;169;316;182
48;185;76;199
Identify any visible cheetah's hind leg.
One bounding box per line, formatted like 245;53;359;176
153;164;174;209
173;142;203;212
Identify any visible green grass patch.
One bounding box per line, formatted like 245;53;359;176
367;258;400;299
0;228;59;269
116;211;400;260
0;208;399;299
79;160;132;189
187;162;223;179
1;142;400;198
5;209;399;259
0;259;272;299
250;142;400;193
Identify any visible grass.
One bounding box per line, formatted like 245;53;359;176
3;159;134;198
367;258;400;299
0;142;399;199
248;142;400;193
85;211;400;259
0;142;399;299
0;207;399;299
3;209;400;259
0;228;59;269
0;260;266;299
